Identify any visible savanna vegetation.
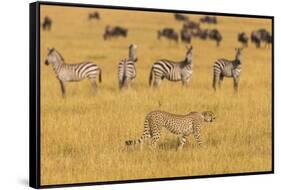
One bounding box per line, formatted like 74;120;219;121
40;5;272;185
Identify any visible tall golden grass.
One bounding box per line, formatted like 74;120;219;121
40;5;272;185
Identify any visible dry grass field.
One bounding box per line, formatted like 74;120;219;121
40;5;272;185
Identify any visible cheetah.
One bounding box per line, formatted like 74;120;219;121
125;111;216;150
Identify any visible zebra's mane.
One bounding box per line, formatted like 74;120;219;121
234;59;241;65
49;48;65;62
180;58;192;67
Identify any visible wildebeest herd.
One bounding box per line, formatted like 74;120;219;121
43;12;272;97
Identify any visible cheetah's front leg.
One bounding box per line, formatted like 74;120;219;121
193;128;202;146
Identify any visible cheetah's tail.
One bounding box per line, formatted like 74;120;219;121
125;118;150;146
125;139;142;146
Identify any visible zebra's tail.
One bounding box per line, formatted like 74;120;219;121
125;118;150;146
149;67;153;87
99;68;102;83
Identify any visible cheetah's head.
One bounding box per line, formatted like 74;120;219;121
202;111;216;122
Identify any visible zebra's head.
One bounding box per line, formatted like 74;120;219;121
202;111;216;122
45;48;64;65
185;45;193;64
235;48;243;63
128;44;138;62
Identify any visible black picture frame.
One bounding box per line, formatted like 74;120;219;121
29;1;274;189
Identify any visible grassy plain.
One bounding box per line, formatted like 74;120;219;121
40;5;272;185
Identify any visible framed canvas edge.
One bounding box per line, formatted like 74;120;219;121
30;1;41;189
29;1;275;189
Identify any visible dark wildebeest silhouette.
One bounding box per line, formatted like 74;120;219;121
251;31;261;48
183;21;200;30
265;34;272;45
103;26;128;40
251;29;271;48
190;28;209;40
158;28;179;43
42;16;52;31
238;32;249;47
200;16;217;24
88;12;100;20
208;29;222;47
180;29;192;44
258;29;272;47
174;13;189;21
198;29;209;40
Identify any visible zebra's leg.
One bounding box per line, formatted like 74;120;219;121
213;73;219;91
218;75;224;89
123;79;129;89
233;76;240;93
59;80;66;97
153;78;161;88
182;77;191;87
178;134;188;150
90;78;98;94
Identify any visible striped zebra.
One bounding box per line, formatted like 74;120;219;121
44;48;102;97
149;46;193;88
213;48;243;92
118;44;137;89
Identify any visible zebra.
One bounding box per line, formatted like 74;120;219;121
118;44;138;89
213;48;243;92
125;111;216;150
44;48;102;97
149;46;193;88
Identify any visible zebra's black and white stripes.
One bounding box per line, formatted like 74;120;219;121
213;48;242;92
149;46;193;88
45;48;102;97
118;44;137;89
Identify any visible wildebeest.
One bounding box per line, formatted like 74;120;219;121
251;29;272;48
42;16;52;31
200;16;217;24
237;32;248;47
198;29;209;40
183;21;200;30
190;28;209;40
88;11;100;20
103;26;128;40
180;29;192;44
158;28;179;43
174;13;189;21
208;29;223;47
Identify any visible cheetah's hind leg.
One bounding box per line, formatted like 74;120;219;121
177;135;188;150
